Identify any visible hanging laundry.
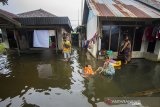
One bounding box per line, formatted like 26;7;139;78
156;27;160;40
89;32;98;44
85;40;90;48
143;26;154;42
88;41;92;49
33;30;49;48
92;33;97;44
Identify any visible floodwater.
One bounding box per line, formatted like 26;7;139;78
0;48;160;107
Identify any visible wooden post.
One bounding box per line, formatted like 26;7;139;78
132;27;136;52
13;30;20;56
96;17;100;59
25;29;30;49
117;27;121;52
109;25;112;50
55;30;58;54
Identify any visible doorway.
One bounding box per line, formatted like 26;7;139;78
6;30;17;48
49;36;56;48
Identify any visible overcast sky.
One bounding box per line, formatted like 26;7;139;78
0;0;83;28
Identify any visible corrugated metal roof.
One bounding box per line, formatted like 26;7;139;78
86;0;160;18
18;9;57;17
0;9;72;30
0;9;21;27
14;17;72;30
0;9;18;18
136;0;160;11
15;17;69;25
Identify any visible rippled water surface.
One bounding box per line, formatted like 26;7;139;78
0;48;160;107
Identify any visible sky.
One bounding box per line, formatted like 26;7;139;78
0;0;83;29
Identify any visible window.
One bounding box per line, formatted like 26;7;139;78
110;26;120;51
101;25;120;51
133;27;144;51
101;25;110;50
101;25;144;52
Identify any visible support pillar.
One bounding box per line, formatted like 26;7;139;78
55;30;58;54
140;40;148;53
13;30;20;56
154;40;160;61
109;25;112;50
1;28;9;49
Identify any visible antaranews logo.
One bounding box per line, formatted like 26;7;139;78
104;98;142;106
105;98;113;105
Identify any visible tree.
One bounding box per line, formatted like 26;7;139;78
0;0;8;5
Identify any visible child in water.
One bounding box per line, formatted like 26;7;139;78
83;64;94;76
95;56;115;76
83;56;115;77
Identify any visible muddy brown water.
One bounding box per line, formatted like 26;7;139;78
0;48;160;107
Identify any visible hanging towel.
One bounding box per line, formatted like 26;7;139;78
33;30;49;48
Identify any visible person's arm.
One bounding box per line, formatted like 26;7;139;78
101;62;108;74
128;41;131;49
121;42;128;52
102;63;106;68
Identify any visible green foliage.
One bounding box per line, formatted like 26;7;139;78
0;43;5;53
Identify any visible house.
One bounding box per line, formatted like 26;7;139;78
0;9;72;54
82;0;160;61
72;25;86;48
135;0;160;11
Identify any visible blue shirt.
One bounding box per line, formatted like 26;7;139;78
103;63;115;75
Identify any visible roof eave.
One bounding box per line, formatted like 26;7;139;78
99;16;160;21
0;13;21;27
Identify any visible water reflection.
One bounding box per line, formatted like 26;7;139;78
0;48;160;107
37;64;53;79
153;64;160;88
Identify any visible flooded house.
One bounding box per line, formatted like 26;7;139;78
0;9;72;53
82;0;160;61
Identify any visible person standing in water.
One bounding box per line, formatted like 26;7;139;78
66;33;72;54
62;36;71;61
120;35;131;64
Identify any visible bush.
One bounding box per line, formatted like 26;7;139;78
0;43;5;53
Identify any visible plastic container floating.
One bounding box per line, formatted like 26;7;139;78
107;50;113;55
111;61;122;67
106;50;113;59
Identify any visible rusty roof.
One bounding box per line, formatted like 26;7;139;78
86;0;160;18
